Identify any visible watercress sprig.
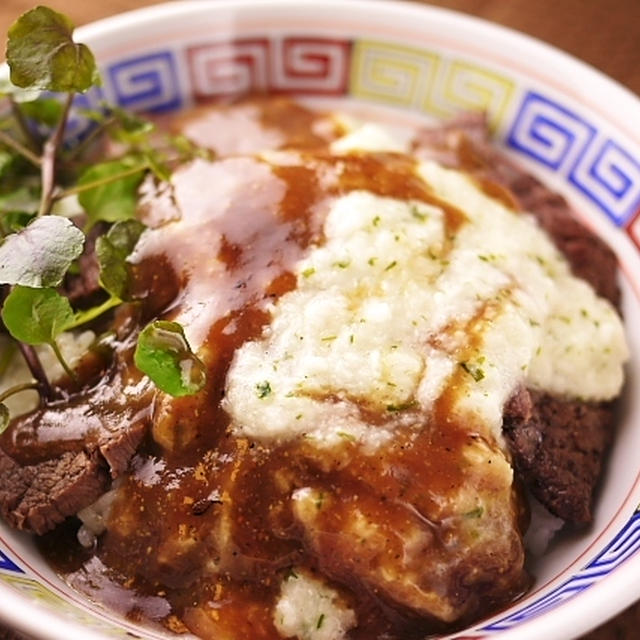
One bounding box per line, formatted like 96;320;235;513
0;6;207;429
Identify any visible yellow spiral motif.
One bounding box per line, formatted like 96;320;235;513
426;59;514;129
350;39;514;129
350;40;439;108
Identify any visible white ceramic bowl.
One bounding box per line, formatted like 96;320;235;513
1;1;639;639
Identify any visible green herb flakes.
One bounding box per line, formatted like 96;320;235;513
256;380;272;399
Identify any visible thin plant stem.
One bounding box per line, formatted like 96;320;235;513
65;116;115;161
0;129;41;167
50;339;77;383
67;295;121;329
16;342;52;400
37;92;74;217
56;162;149;199
0;381;41;404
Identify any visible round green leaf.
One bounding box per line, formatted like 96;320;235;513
1;286;74;345
134;321;206;397
0;216;85;287
78;159;146;226
6;6;100;93
96;219;145;300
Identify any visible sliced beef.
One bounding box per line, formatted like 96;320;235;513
415;115;621;524
0;358;152;535
0;449;109;535
503;388;615;525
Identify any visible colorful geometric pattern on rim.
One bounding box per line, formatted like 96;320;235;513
481;507;640;631
0;549;23;575
350;40;514;128
107;50;183;113
187;37;351;101
0;574;134;638
507;91;640;227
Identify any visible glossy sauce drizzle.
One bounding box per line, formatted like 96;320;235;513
37;98;530;640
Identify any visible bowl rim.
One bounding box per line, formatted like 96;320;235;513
0;1;639;639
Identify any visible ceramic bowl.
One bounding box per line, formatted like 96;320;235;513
1;1;639;639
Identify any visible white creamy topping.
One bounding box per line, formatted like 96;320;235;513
273;568;356;640
224;157;628;447
330;122;409;154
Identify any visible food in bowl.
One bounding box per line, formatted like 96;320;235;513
0;5;631;639
0;90;628;638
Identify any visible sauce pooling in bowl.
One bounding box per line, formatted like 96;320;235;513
1;97;627;639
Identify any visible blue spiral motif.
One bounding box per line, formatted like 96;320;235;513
507;91;595;171
481;508;640;632
508;90;640;226
0;550;23;574
570;138;640;226
65;87;108;146
107;51;182;113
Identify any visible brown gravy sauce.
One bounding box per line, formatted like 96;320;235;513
32;98;528;639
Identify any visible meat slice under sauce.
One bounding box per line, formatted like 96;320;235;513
0;99;628;639
414;114;622;525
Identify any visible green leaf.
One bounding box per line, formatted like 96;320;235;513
134;321;207;397
0;186;40;215
6;6;100;93
0;404;9;434
143;149;172;182
96;219;145;300
108;106;155;143
0;216;84;287
77;158;146;227
19;98;64;127
1;286;74;345
0;211;35;235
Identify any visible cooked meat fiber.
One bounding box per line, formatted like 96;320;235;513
0;101;625;638
0;356;151;534
0;449;109;535
503;388;615;525
415;116;620;525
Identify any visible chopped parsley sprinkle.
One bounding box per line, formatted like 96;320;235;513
463;506;484;519
368;257;378;266
337;431;357;442
301;267;315;278
411;205;427;221
255;380;272;398
372;215;381;226
333;259;350;269
384;260;397;271
317;613;325;629
386;400;417;412
459;361;485;382
321;335;337;342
